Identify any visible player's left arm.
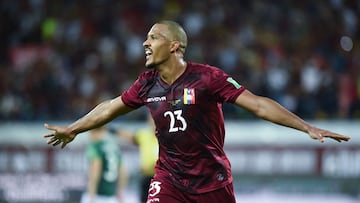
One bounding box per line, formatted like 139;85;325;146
234;89;351;143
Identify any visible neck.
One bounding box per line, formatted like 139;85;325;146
158;59;187;85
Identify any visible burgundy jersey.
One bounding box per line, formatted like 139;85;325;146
121;62;245;194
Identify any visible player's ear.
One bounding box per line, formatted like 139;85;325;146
170;41;180;53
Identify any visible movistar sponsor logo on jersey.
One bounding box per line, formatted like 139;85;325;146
146;96;166;102
183;88;195;105
227;77;242;89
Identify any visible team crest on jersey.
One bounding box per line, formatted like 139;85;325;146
183;88;195;105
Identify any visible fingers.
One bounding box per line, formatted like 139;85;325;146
310;127;350;143
310;131;324;143
323;132;351;142
43;123;72;149
47;137;58;145
330;136;350;142
47;137;67;148
47;138;68;148
43;133;54;138
44;123;53;130
338;135;351;141
310;130;350;143
53;140;62;146
61;142;68;149
44;124;55;138
331;137;342;142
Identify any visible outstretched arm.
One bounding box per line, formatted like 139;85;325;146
44;96;134;148
235;90;351;143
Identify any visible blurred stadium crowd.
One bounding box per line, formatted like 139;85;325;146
0;0;359;121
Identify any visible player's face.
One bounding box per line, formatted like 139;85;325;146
143;24;173;69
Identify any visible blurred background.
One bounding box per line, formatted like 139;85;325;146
0;0;359;202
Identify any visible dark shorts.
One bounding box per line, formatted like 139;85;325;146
146;177;236;203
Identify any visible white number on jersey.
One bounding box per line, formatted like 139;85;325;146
148;181;162;197
163;110;187;132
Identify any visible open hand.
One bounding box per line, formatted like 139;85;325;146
308;126;351;143
43;123;76;148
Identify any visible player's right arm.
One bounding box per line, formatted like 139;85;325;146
43;96;134;148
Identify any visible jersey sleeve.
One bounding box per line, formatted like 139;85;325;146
208;67;246;103
121;74;146;109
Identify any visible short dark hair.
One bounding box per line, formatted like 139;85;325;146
157;20;188;54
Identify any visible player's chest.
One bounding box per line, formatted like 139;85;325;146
144;80;207;111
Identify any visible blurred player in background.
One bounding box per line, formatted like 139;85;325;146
109;114;158;203
44;20;350;203
81;126;128;203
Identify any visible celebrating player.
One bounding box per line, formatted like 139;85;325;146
44;20;350;203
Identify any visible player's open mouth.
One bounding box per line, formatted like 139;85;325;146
145;49;152;60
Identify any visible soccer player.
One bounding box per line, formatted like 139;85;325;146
81;126;127;203
44;20;350;203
